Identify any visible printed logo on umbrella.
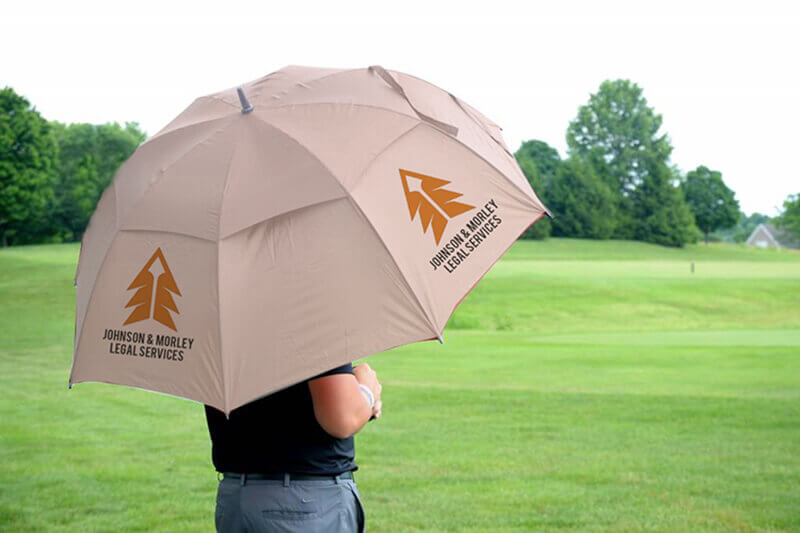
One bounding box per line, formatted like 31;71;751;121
123;248;182;331
399;169;475;245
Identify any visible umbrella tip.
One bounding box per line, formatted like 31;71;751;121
236;87;254;114
437;335;444;344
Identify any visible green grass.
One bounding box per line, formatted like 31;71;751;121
1;239;799;531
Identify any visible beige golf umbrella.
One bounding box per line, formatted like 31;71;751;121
69;65;550;415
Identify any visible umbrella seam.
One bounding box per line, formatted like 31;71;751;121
450;94;514;158
344;195;439;336
336;121;443;332
68;377;211;409
207;94;241;110
415;121;548;214
70;182;120;384
255;101;547;214
116;117;238;229
216;131;241;415
257;102;418;130
145;113;235;146
246;114;440;339
115;227;217;242
211;68;360;109
218;195;349;241
243;67;361;100
442;211;547;333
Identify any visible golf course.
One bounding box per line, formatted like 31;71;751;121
1;238;798;532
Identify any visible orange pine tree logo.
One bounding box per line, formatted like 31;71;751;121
123;248;182;331
399;169;475;245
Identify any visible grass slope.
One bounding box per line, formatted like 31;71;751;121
1;239;799;531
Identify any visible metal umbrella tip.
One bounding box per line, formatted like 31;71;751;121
237;87;254;114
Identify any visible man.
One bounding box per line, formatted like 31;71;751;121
205;362;382;532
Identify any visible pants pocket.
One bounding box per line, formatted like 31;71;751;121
254;482;341;532
344;481;366;533
215;479;237;532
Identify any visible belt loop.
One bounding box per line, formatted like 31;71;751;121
240;473;246;486
283;473;290;487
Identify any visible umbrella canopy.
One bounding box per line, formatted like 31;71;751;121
69;65;549;415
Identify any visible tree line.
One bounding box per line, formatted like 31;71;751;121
515;79;743;247
1;87;144;246
2;83;797;248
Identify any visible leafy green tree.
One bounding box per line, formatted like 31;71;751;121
94;122;146;184
54;154;101;240
0;87;57;246
566;79;700;246
681;165;739;243
566;79;672;195
51;121;145;240
515;139;560;239
630;158;699;247
775;193;800;239
547;158;617;239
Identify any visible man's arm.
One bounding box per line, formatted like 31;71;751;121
308;363;382;439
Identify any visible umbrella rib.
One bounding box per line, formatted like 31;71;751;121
145;113;234;146
257;101;545;212
285;67;361;91
450;94;514;158
259;101;418;128
70;184;120;385
213;68;361;109
117;227;217;242
216;138;241;416
117;117;238;227
219;195;349;241
247;113;441;339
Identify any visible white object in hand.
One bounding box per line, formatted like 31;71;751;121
358;383;375;409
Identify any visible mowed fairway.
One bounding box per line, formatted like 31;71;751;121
1;239;799;531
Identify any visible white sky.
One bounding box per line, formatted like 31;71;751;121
2;0;798;215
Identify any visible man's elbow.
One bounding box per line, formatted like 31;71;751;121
316;413;363;439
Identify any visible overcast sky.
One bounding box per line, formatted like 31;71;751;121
3;0;798;215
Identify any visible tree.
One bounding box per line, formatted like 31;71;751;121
630;157;699;247
547;158;617;239
566;79;700;246
51;121;145;240
514;139;561;239
775;193;800;240
94;122;147;186
53;154;101;240
566;79;672;196
681;165;739;243
0;87;57;246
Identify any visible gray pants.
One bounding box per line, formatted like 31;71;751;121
215;473;366;532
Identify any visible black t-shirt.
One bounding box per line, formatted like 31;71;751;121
204;363;357;475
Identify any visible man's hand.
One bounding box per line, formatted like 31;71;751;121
354;363;382;419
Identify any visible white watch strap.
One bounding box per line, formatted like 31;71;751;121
358;384;375;409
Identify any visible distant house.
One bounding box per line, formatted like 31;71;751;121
746;223;800;249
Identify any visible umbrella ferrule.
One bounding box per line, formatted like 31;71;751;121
237;87;254;114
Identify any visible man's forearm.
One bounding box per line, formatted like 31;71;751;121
309;374;374;439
